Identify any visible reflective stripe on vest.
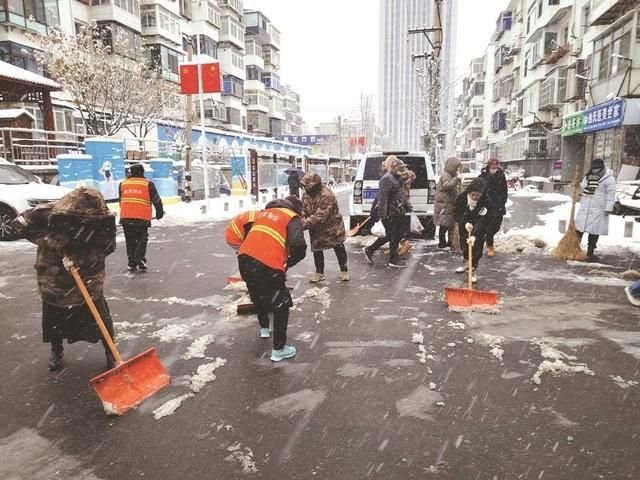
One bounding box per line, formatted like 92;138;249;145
120;178;152;221
224;210;259;247
238;208;297;271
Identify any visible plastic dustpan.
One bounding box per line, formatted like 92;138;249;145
66;261;170;415
445;286;499;307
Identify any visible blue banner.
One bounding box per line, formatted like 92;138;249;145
277;134;333;145
582;98;625;133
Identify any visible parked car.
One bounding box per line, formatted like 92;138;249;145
0;159;70;241
614;180;640;218
349;151;437;237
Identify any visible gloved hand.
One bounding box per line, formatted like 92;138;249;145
465;222;473;233
62;256;74;271
156;211;164;220
467;235;476;246
478;207;487;216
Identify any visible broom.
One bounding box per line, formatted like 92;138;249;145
553;165;586;261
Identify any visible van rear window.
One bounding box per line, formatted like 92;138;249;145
363;156;429;189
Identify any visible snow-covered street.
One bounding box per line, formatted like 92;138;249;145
1;191;639;479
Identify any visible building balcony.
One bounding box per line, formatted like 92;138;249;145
90;2;142;33
590;0;640;26
526;1;571;40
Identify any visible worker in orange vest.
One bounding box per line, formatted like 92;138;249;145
238;196;306;362
119;163;164;272
225;209;260;252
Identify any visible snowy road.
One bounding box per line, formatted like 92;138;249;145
1;192;639;479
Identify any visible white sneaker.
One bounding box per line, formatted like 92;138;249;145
625;287;640;307
339;271;350;281
471;269;477;283
309;273;325;283
455;265;468;274
260;328;271;338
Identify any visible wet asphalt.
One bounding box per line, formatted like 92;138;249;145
0;192;639;480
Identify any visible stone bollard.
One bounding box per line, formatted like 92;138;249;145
559;219;567;233
624;221;634;238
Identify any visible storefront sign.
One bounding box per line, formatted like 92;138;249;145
249;149;259;200
561;98;625;136
278;134;333;145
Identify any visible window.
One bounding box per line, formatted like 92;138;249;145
230;50;243;69
207;2;220;26
245;90;269;108
592;19;633;82
262;72;281;92
473;81;484;96
141;5;156;27
223;75;244;97
226;106;242;126
218;0;243;15
221;15;243;43
499;11;512;32
537;0;542;18
549;0;560;5
0;41;43;74
472;106;483;119
246;65;263;81
492;111;507;132
543;32;557;55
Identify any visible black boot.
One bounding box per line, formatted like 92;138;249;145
48;341;64;372
587;245;595;257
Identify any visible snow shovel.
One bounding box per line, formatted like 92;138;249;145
444;225;499;308
347;216;371;237
65;259;170;415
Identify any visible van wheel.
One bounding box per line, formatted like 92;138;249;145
0;205;18;241
421;217;436;239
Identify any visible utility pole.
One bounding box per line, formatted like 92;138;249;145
184;36;194;203
408;0;443;166
196;34;210;212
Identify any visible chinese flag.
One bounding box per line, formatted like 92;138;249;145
201;63;221;93
180;63;198;94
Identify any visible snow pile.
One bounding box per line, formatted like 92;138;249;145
532;193;571;202
153;393;195;419
158;196;257;227
102;402;119;415
416;344;427;364
149;324;191;343
531;341;594;385
189;358;227;392
411;332;424;344
620;270;640;281
181;335;215;360
494;234;547;255
345;234;377;248
114;321;153;340
476;333;504;362
225;443;258;474
295;287;331;309
489;344;504;362
448;303;500;314
223;281;248;292
217;294;252;316
447;321;466;330
611;375;639;389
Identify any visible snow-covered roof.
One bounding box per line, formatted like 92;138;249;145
0;108;35;120
0;61;59;89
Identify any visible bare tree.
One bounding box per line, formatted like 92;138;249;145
33;23;173;137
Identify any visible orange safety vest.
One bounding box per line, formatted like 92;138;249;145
225;210;258;248
120;178;152;221
239;208;298;271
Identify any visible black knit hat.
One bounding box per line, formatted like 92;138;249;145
130;163;145;176
590;158;605;170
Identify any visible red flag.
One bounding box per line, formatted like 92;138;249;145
180;64;198;94
201;63;221;93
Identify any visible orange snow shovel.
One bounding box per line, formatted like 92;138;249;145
347;216;371;237
66;260;170;415
444;225;499;308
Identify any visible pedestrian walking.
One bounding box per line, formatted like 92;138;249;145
453;177;493;283
479;158;508;257
300;172;349;282
624;280;640;307
10;187;117;372
237;196;307;362
119;163;164;272
396;162;416;255
575;158;616;257
288;170;301;198
224;209;259;252
434;157;462;249
363;155;410;268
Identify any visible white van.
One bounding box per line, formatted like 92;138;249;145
349;151;436;237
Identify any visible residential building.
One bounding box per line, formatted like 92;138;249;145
379;0;458;152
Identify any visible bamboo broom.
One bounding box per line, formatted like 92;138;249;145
553;165;586;261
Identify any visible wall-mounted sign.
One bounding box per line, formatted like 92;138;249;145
562;98;625;137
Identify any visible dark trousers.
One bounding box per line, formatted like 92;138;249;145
313;245;348;273
486;214;504;247
459;224;486;269
238;255;291;351
367;215;403;264
438;225;450;246
576;231;599;250
122;224;149;267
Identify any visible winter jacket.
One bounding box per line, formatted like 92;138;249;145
453;177;493;236
288;173;300;195
479;167;508;215
575;169;616;236
376;171;407;219
434;157;462;227
11;187;116;307
301;172;346;251
118;173;164;227
265;198;307;269
396;166;416;201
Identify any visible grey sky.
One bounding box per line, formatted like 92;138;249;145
245;0;506;130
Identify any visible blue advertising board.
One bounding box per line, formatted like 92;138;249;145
582;97;625;133
276;134;333;145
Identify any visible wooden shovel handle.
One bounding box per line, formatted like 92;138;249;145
67;264;123;365
468;234;473;290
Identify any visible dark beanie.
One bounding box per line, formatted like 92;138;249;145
285;195;303;215
130;163;145;176
591;158;605;170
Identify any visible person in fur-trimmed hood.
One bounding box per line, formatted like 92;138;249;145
452;177;493;283
300;172;349;282
10;187;117;372
575;158;616;258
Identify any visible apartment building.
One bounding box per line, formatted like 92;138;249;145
459;0;640;179
0;0;302;139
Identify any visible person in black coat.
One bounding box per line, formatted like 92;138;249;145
364;156;410;268
453;177;493;282
478;158;508;257
288;171;301;198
